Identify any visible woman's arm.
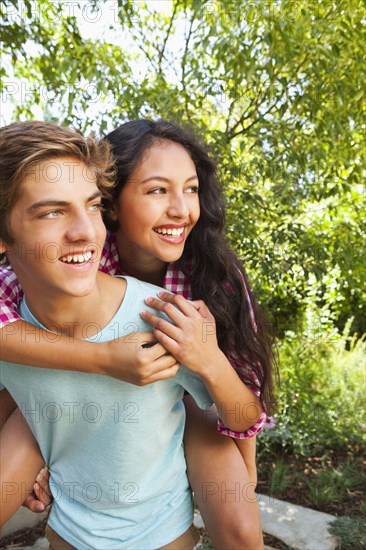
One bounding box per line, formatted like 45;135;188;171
141;293;262;433
0;321;179;384
0;266;178;384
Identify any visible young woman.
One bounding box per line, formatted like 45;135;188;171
0;119;276;548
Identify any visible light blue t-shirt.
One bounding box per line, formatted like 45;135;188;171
0;276;213;549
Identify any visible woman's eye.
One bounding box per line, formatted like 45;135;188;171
186;185;199;193
147;188;166;194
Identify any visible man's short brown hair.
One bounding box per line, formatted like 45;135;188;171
0;121;115;261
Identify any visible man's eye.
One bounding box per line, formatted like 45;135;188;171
39;210;60;219
89;202;103;211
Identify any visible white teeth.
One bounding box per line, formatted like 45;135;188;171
155;227;184;236
60;251;93;263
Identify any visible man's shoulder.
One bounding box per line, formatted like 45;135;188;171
123;276;165;299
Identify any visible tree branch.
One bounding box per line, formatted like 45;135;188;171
228;102;278;140
181;4;196;116
158;0;179;74
227;53;309;141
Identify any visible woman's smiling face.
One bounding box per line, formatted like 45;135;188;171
113;140;200;276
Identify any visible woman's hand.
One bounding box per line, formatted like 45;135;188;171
23;467;52;512
103;332;180;385
140;292;225;380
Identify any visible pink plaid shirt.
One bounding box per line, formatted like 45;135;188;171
0;232;266;438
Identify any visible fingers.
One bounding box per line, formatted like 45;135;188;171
140;309;180;340
157;292;207;312
152;329;181;358
148;363;180;382
150;350;179;371
145;296;188;325
23;466;53;512
140;357;180;384
23;493;46;513
142;340;172;359
136;345;180;384
150;293;201;319
137;332;177;359
138;332;156;346
188;299;214;321
35;467;52;503
33;483;52;508
151;292;214;322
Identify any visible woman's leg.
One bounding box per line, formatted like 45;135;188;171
235;436;258;487
184;396;264;550
0;408;45;526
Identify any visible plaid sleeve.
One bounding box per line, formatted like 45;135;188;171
0;267;23;329
98;231;120;275
163;263;192;299
217;410;267;439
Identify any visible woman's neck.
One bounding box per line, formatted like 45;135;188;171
115;233;168;286
119;257;167;287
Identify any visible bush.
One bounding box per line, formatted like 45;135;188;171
258;314;365;456
329;516;366;549
305;462;366;507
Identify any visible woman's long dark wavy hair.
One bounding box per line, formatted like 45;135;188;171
104;119;277;414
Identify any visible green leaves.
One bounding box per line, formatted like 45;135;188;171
2;0;365;336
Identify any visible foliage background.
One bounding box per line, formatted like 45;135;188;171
1;0;365;455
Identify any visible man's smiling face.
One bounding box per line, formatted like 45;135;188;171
2;157;106;301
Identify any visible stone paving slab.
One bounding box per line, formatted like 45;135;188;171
258;493;338;550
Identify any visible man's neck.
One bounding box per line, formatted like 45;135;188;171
23;273;126;339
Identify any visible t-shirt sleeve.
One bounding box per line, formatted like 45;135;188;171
177;367;213;411
0;267;23;329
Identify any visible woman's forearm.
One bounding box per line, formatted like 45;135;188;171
201;351;262;433
0;320;108;373
0;320;177;384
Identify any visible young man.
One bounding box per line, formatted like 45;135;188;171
0;121;211;548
